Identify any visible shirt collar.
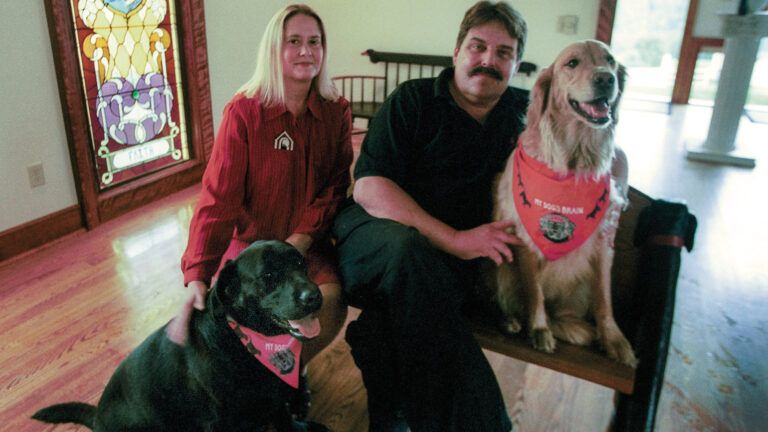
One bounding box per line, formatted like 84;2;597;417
264;87;323;121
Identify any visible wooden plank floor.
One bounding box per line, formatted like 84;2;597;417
617;105;768;432
1;104;766;431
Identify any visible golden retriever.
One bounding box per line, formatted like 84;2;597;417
492;40;637;366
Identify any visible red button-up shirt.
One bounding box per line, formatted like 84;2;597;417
181;91;352;285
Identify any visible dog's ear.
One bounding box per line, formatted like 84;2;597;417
612;63;628;125
617;63;627;93
526;65;553;129
215;259;240;300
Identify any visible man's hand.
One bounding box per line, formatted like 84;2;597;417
187;280;208;311
444;220;523;265
354;177;522;264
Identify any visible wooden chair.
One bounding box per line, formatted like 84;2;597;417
469;187;697;431
333;49;538;127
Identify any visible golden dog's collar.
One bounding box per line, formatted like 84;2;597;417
227;317;302;388
512;148;610;260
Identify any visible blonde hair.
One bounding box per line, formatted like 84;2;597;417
238;4;338;105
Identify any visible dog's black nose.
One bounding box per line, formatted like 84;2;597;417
297;287;321;308
593;72;615;90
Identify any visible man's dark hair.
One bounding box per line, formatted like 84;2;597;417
455;1;528;61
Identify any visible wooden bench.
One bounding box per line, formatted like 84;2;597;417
333;49;538;126
338;53;697;429
346;141;695;430
468;187;697;431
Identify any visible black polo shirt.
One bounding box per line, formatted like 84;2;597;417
354;67;529;230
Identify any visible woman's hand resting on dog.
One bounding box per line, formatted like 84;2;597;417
166;288;200;345
165;281;207;345
188;280;208;311
444;220;523;266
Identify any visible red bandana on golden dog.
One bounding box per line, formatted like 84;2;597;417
512;147;609;261
490;40;637;367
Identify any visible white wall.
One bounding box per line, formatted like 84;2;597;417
204;0;288;130
205;0;601;128
1;0;600;233
694;0;739;38
693;0;768;38
0;1;78;232
314;0;599;88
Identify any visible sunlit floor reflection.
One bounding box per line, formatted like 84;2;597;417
110;200;195;343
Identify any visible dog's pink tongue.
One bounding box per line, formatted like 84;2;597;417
288;316;321;339
580;100;610;119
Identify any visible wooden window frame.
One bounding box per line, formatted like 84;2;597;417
597;0;723;105
670;0;723;104
596;0;618;45
43;0;214;228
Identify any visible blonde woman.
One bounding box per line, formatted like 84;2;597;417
179;3;351;419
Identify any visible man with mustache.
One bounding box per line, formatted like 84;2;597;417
332;2;526;431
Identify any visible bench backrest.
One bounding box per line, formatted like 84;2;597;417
364;49;453;98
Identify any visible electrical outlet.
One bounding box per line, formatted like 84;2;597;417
27;162;46;188
557;15;579;35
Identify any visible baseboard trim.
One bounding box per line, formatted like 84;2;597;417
0;205;84;262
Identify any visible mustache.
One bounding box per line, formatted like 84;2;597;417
469;66;503;81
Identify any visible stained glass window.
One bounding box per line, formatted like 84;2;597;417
70;0;189;189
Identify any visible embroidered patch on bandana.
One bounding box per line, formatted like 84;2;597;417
227;318;302;388
512;148;610;261
274;131;294;151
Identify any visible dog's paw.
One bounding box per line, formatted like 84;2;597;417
501;317;522;334
603;336;638;367
530;328;556;353
598;323;638;367
550;318;595;346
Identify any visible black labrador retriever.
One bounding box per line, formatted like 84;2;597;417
32;240;329;431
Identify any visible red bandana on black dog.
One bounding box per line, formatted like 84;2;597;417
512;147;610;261
227;318;302;388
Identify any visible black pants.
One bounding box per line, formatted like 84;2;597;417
332;203;512;432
